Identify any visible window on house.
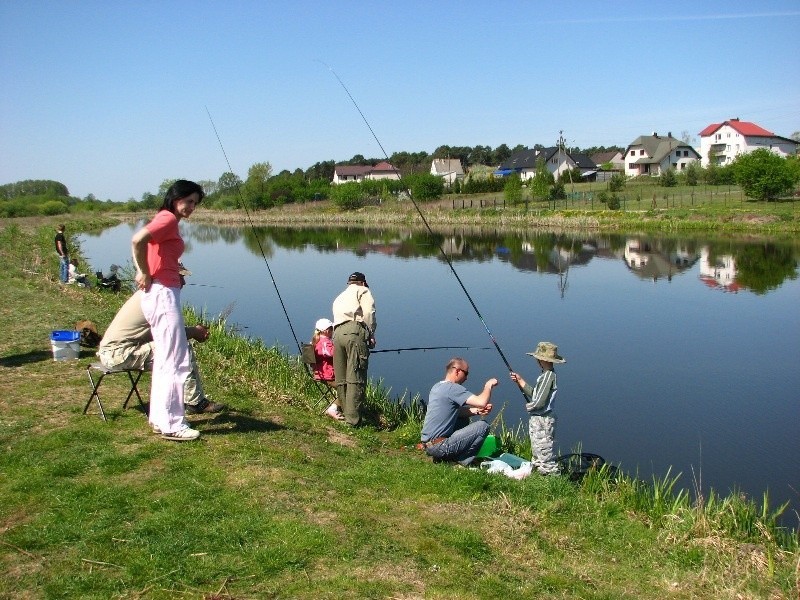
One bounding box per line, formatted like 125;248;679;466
629;163;636;169
640;150;645;155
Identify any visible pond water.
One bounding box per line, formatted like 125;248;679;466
78;221;800;525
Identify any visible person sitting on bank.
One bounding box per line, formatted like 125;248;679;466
68;259;89;287
509;341;565;475
97;289;225;415
312;317;344;421
418;357;497;466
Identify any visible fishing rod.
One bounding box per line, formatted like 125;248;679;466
371;345;491;354
205;107;303;353
322;63;527;400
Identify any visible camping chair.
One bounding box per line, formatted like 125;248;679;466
299;343;337;412
84;362;147;422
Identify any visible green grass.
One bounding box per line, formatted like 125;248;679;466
1;217;798;599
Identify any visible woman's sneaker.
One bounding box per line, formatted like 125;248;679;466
161;425;201;442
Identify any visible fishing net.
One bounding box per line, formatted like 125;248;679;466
556;452;613;481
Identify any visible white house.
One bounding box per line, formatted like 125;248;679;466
496;147;580;181
430;158;465;186
698;118;798;167
331;162;401;184
622;133;700;177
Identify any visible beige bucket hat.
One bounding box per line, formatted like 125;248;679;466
526;341;566;364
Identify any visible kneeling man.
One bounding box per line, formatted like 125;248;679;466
419;357;497;466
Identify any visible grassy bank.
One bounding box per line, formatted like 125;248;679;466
1;218;798;599
171;183;800;237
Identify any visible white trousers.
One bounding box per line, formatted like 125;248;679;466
141;282;190;434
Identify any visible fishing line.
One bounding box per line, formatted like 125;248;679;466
321;63;525;395
205;107;303;352
371;346;492;354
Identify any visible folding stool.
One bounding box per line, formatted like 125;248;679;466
299;343;338;411
84;362;147;421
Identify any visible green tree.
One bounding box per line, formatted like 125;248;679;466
608;173;626;192
734;148;799;201
244;162;273;209
684;161;700;186
550;180;566;201
330;182;364;210
157;178;178;198
530;158;554;200
406;173;444;201
503;174;523;205
660;168;677;187
217;172;242;194
492;144;511;165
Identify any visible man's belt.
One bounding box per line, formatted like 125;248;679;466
415;437;447;450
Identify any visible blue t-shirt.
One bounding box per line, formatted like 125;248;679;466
420;380;473;441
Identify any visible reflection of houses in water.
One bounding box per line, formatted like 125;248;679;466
623;239;698;282
514;241;596;273
698;247;741;293
442;236;467;256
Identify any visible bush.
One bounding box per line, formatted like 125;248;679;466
598;191;621;210
733;148;800;201
608;173;626;192
503;174;523;205
406;173;444;201
660;168;677;187
550;181;566;201
330;182;364;210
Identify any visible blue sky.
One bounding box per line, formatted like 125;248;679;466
1;1;798;201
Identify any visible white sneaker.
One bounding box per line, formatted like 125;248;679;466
325;403;345;421
161;425;200;441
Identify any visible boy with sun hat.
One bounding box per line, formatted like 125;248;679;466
509;341;566;475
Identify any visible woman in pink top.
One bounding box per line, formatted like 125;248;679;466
132;180;204;441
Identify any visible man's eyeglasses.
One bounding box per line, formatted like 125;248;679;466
455;367;469;376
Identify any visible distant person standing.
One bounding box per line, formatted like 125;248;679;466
332;271;376;426
55;224;69;283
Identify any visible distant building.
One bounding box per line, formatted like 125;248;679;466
622;133;700;177
698;118;798;167
496;147;597;180
430;158;465;186
331;162;401;184
590;151;624;171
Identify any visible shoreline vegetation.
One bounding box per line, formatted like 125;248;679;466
159;192;800;238
1;216;798;598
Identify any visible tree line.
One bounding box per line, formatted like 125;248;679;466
2;146;798;217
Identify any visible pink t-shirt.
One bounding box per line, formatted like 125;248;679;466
145;210;184;288
313;336;334;382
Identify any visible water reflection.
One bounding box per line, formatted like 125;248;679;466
180;225;799;296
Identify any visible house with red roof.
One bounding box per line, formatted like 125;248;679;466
331;162;400;184
698;118;798;167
